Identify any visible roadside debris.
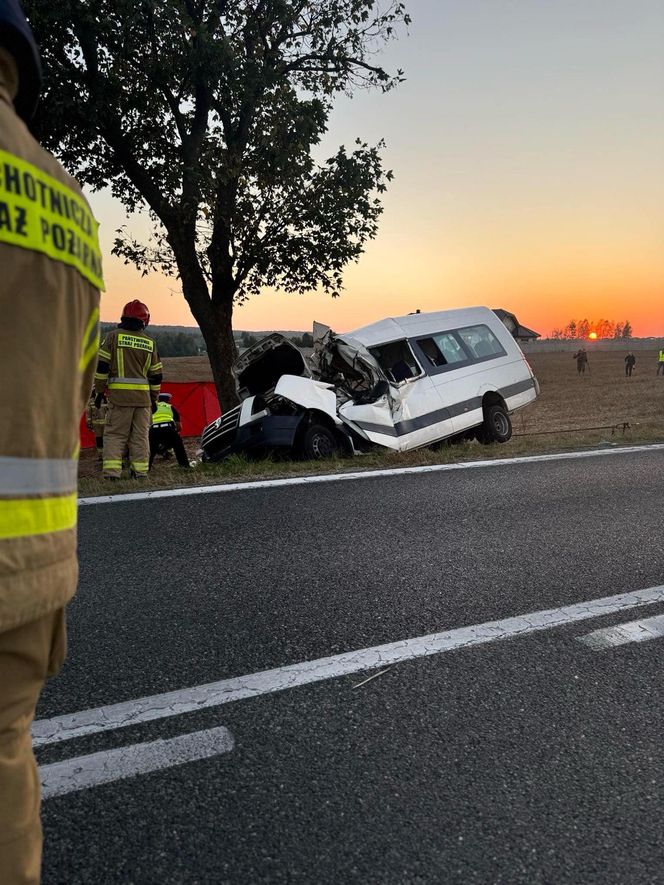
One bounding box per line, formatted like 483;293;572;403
352;667;394;689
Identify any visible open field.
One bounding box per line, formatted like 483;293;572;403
78;348;664;494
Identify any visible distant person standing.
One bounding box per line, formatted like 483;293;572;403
573;347;589;375
624;352;636;377
657;346;664;375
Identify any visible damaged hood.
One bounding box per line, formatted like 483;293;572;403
232;324;392;409
310;322;390;404
233;333;310;400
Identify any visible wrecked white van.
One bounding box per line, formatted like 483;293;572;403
200;307;539;461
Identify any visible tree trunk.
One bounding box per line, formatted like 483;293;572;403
200;300;239;412
173;242;239;412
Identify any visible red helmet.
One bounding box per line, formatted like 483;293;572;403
121;300;150;326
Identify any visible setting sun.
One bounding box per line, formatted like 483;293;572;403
588;332;598;340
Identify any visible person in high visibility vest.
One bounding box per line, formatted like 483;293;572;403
0;3;102;880
94;300;162;478
149;393;191;469
657;347;664;375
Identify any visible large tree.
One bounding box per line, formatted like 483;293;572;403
25;0;409;407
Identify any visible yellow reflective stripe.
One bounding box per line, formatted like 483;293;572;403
151;362;163;372
108;382;150;390
102;460;122;469
0;493;77;540
79;306;100;372
98;348;111;360
80;336;100;372
94;372;108;381
117;347;125;379
0;148;104;290
131;462;149;472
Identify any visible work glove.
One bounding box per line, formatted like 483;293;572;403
94;393;104;409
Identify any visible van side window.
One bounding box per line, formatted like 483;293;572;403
418;333;467;367
457;325;505;360
369;340;421;383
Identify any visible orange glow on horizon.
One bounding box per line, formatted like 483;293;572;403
588;332;598;339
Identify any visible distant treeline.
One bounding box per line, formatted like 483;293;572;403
100;324;206;356
550;319;633;340
99;322;314;356
237;330;313;348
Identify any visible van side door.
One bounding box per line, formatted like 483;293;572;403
340;338;456;451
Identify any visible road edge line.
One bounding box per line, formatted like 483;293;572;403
78;443;664;506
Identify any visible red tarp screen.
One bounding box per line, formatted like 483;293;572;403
79;382;221;449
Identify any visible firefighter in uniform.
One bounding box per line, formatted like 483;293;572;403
0;3;102;881
94;300;162;478
149;392;191;469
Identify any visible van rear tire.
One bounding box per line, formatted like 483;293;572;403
476;404;512;444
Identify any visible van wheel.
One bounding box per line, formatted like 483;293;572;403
476;404;512;444
302;423;338;459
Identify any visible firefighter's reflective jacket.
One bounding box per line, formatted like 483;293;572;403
152;402;175;426
94;328;162;408
0;59;102;632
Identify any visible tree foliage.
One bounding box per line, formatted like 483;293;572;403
25;0;409;407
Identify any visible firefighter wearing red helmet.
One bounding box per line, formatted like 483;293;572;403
0;1;102;881
94;300;162;478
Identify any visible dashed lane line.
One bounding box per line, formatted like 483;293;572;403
78;444;664;506
41;726;234;800
578;614;664;650
33;585;664;749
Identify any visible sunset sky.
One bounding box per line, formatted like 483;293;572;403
90;0;664;337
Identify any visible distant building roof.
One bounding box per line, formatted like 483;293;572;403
492;309;541;341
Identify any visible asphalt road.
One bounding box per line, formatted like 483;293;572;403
36;448;664;884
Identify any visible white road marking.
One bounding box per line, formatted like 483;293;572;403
33;586;664;749
578;614;664;650
78;444;664;506
40;726;234;800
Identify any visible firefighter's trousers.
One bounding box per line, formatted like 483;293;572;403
103;403;151;477
0;610;66;885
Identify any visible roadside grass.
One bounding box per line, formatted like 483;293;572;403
77;420;664;498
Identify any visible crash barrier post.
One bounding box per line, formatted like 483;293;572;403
79;382;221;449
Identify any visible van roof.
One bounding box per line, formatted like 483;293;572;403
348;306;498;347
